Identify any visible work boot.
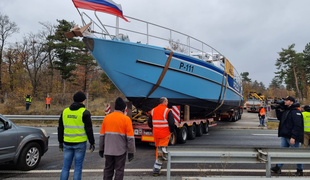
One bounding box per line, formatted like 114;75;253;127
153;160;162;176
161;147;168;160
270;165;281;174
293;169;303;176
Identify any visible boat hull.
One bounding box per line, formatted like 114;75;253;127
83;37;243;117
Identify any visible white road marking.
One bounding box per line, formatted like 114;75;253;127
252;134;277;136
1;169;309;173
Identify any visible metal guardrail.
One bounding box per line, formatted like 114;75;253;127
267;117;280;122
165;146;310;179
3;115;105;121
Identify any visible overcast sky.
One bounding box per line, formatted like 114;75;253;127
1;0;310;87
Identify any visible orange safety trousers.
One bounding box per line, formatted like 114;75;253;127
155;134;171;160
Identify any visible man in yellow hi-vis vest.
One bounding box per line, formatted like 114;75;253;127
58;91;95;180
302;105;310;148
24;94;32;110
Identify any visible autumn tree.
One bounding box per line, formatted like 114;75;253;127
2;45;24;92
0;13;19;92
101;72;117;93
268;76;288;98
74;41;98;92
22;32;51;96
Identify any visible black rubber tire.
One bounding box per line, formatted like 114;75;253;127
234;112;239;122
229;115;235;122
238;112;242;120
177;126;187;144
196;123;203;137
169;129;177;146
187;124;196;140
17;142;42;171
203;121;209;134
231;112;238;122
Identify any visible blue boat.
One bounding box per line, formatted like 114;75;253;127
67;4;243;118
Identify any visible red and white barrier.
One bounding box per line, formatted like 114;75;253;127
172;106;180;123
124;106;127;115
105;105;111;115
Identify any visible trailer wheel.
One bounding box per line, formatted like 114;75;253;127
229;115;234;122
203;121;209;134
196;123;203;137
234;112;239;121
238;112;242;120
187;124;196;140
230;112;238;122
169;129;177;146
177;126;187;144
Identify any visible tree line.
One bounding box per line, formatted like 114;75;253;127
1;12;309;106
241;41;310;103
0;13;117;103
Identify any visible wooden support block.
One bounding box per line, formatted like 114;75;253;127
126;101;132;119
80;22;92;33
64;32;74;39
184;105;190;121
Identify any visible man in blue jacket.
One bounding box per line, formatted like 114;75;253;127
270;96;304;176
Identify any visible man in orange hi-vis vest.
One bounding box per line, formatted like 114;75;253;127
258;106;266;127
148;97;175;176
46;95;51;109
99;97;135;180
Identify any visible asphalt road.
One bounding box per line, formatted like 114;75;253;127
0;112;309;179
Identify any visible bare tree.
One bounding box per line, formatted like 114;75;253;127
3;46;19;92
23;32;49;96
40;22;56;93
0;13;19;92
168;39;187;53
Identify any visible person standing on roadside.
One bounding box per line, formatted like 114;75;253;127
99;97;135;180
258;106;266;127
302;105;310;148
24;94;32;110
270;96;304;176
46;95;51;109
148;97;174;176
58;91;95;180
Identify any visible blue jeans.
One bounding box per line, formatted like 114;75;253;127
60;141;87;180
260;117;265;126
277;137;303;170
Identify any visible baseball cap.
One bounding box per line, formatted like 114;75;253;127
283;96;295;102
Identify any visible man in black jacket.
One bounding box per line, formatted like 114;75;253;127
270;96;304;176
58;91;95;180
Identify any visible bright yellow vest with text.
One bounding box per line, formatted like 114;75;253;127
302;111;310;132
63;107;88;142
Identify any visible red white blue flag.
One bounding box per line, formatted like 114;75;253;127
72;0;129;22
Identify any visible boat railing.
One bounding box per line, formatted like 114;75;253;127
79;11;242;86
79;11;223;58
